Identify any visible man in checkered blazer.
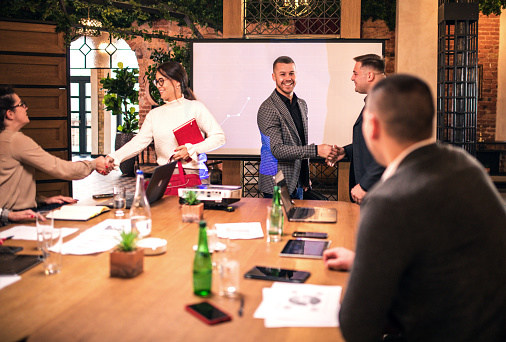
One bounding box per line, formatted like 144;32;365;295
257;56;337;198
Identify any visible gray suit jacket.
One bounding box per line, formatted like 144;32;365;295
257;90;317;194
340;143;506;341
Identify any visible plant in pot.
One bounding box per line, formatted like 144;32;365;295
110;230;144;278
181;190;204;223
101;62;139;176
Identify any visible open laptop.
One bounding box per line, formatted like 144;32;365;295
274;170;337;223
99;161;177;209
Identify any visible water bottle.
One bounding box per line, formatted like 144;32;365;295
129;170;152;238
198;153;209;181
193;220;212;296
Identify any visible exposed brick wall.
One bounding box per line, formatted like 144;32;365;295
477;13;500;142
361;18;396;76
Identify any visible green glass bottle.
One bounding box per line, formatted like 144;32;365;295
193;220;212;296
268;186;284;242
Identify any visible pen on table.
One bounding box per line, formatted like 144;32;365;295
238;295;244;317
0;236;14;245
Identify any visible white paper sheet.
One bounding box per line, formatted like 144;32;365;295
0;275;21;290
56;219;128;255
254;282;342;328
0;226;78;241
214;222;264;240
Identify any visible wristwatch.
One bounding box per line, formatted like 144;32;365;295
0;207;10;226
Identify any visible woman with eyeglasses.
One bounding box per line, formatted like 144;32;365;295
105;61;226;180
0;86;109;226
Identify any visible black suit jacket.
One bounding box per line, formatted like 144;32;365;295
343;106;385;199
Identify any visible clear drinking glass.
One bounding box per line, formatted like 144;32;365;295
42;226;62;275
36;211;53;251
266;206;283;242
113;186;126;218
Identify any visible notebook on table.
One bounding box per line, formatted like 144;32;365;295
98;161;177;209
274;170;337;223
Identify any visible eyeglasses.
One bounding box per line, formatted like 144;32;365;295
11;101;27;110
153;78;166;87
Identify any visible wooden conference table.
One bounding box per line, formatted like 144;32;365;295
0;196;360;342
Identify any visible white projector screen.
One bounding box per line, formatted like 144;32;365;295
191;39;384;157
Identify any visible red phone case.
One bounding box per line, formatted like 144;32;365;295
185;302;232;325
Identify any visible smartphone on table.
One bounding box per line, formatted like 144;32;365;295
185;302;232;325
244;266;311;283
292;231;328;239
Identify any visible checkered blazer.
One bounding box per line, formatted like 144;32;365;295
257;90;317;194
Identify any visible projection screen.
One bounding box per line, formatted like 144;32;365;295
191;39;384;157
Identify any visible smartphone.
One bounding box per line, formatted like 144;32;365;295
185;302;232;325
244;266;311;283
92;193;114;199
292;231;328;239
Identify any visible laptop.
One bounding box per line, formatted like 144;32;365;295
99;161;177;209
274;170;337;223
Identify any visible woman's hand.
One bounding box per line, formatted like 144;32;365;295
8;209;38;222
44;195;78;205
173;145;190;161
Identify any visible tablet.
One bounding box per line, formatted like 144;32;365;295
280;239;331;259
244;266;311;283
0;254;42;275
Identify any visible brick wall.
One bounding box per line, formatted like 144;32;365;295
477;13;500;142
361;18;396;76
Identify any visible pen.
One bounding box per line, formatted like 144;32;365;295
238;294;244;317
0;236;14;245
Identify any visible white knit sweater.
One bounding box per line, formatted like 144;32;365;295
110;97;226;170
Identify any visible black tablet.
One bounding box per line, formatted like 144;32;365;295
0;254;42;275
280;239;331;259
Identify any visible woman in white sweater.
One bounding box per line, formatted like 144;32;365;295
107;62;226;175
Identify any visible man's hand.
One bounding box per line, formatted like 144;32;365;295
173;145;190;161
44;195;78;205
323;247;355;271
351;184;367;204
317;144;337;159
326;145;346;166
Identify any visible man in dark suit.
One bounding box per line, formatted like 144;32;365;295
324;75;506;341
257;56;336;198
333;54;386;204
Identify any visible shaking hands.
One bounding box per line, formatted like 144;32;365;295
95;156;116;175
317;144;346;166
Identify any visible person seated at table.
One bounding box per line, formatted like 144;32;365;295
323;75;506;341
0;86;109;226
104;61;226;180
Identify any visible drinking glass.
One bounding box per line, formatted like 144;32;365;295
215;243;240;298
266;206;283;242
113;186;126;218
36;211;53;251
42;227;62;275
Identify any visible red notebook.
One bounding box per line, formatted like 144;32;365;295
173;119;204;161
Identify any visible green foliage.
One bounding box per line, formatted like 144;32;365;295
100;63;139;133
183;191;200;206
361;0;397;31
116;230;138;252
480;0;506;15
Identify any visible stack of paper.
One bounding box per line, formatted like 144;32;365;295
254;282;342;328
214;222;264;240
0;226;78;240
55;219;128;255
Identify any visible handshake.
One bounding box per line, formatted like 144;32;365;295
317;144;345;167
94;156;116;176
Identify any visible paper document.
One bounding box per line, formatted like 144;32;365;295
214;222;264;240
0;275;21;290
254;282;342;328
56;219;128;255
0;226;78;240
48;205;110;221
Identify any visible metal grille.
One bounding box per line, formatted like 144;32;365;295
241;159;338;200
437;1;479;156
244;0;341;36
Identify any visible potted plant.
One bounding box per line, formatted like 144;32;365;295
181;191;204;223
110;230;144;278
101;62;139;176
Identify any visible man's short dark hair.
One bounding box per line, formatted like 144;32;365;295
273;56;295;70
368;74;434;143
354;54;385;74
